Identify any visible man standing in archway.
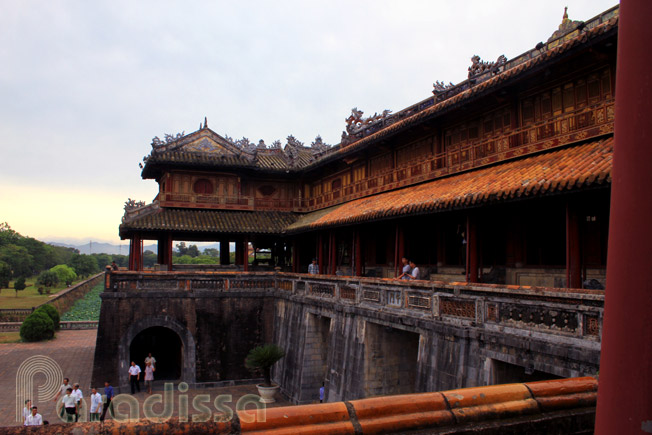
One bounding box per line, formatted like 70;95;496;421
128;361;141;394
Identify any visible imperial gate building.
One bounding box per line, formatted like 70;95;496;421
94;6;617;407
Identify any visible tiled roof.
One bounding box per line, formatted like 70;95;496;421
287;137;613;232
141;14;617;176
120;209;299;236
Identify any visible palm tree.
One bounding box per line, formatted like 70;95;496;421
245;344;285;387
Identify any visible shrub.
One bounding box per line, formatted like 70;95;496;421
20;311;55;342
35;304;60;330
0;261;10;288
245;344;285;387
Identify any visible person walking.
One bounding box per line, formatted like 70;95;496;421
128;361;141;394
100;381;114;421
89;388;102;421
22;399;31;424
60;388;77;423
72;383;83;422
144;361;155;394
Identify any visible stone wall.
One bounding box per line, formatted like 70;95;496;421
92;274;275;391
96;271;602;402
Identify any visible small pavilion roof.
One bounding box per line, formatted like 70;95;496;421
119;209;299;239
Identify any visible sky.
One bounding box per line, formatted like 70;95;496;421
0;0;618;245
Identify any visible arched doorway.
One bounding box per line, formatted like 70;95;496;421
119;316;196;389
129;326;182;380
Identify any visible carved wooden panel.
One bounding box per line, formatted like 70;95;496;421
386;290;402;307
229;279;274;289
278;280;293;292
191;279;224;290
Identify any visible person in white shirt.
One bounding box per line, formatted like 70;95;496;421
144;361;155;394
144;352;156;369
128;361;141;394
89;387;103;421
22;399;31;423
24;406;43;426
409;261;420;280
72;383;83;422
60;388;77;423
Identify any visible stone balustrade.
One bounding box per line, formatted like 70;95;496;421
106;270;603;343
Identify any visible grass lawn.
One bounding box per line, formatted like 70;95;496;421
0;277;87;310
0;332;22;343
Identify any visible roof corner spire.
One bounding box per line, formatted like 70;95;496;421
204;117;208;129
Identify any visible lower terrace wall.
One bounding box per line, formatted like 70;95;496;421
95;271;602;402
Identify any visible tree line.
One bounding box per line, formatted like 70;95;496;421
0;223;121;294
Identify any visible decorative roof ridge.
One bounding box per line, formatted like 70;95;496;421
312;12;618;162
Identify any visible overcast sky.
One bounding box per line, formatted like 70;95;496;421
0;0;618;245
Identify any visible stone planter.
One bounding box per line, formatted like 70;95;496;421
256;384;280;403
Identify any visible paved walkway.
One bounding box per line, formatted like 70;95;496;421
0;330;292;427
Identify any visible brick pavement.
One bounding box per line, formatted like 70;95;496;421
0;330;292;428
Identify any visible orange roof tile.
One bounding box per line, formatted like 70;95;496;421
288;137;613;232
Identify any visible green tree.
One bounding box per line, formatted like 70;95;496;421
203;248;219;257
0;244;34;278
143;250;158;268
187;244;200;257
18;237;57;273
50;264;77;286
68;254;99;278
0;222;20;246
14;276;26;297
176;242;188;256
0;261;10;288
51;245;78;265
92;253;113;269
36;270;59;292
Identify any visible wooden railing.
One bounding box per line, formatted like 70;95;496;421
155;100;613;215
106;271;604;342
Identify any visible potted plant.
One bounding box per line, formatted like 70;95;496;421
245;344;285;403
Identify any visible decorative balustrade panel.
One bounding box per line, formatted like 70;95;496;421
106;271;603;340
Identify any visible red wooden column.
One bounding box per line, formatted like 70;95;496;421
595;0;652;431
354;230;362;276
465;215;478;283
235;237;243;267
129;234;143;271
220;239;230;265
166;234;173;271
565;201;582;288
291;239;298;273
243;238;249;272
318;234;324;275
394;224;405;277
128;238;134;270
329;232;337;275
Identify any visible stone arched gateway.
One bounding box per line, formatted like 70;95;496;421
118;316;196;389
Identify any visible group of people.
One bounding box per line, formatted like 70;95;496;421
129;352;157;395
26;352;156;425
398;257;420;280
